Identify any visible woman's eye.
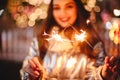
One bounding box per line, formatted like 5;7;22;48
67;5;73;8
66;5;74;9
53;6;60;10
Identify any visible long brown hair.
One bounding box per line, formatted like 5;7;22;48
44;0;90;33
38;0;104;59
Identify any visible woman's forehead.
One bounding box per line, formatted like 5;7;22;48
53;0;75;5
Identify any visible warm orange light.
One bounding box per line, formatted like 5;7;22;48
75;30;87;42
66;57;77;69
109;19;120;44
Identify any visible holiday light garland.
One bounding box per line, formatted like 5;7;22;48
7;0;97;28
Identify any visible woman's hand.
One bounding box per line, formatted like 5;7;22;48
25;57;44;79
101;56;120;80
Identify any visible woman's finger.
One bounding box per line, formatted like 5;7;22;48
32;57;41;71
28;59;37;70
25;64;40;78
109;56;115;63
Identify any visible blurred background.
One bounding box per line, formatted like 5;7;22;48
0;0;120;80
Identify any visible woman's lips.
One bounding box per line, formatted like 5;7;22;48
59;17;70;22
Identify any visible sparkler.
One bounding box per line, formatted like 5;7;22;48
75;30;86;42
42;24;93;79
43;24;93;48
66;24;93;48
43;30;72;42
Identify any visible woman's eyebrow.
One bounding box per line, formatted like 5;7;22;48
53;1;75;6
65;2;76;5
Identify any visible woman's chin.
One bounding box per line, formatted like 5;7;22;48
59;23;72;28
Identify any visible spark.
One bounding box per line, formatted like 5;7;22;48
75;30;86;42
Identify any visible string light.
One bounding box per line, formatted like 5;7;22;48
7;0;50;28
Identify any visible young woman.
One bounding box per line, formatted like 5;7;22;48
20;0;120;80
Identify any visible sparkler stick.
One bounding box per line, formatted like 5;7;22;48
64;23;80;34
84;40;93;48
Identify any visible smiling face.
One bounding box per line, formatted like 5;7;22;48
53;0;78;28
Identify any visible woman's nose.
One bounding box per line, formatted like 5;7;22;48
59;9;66;17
